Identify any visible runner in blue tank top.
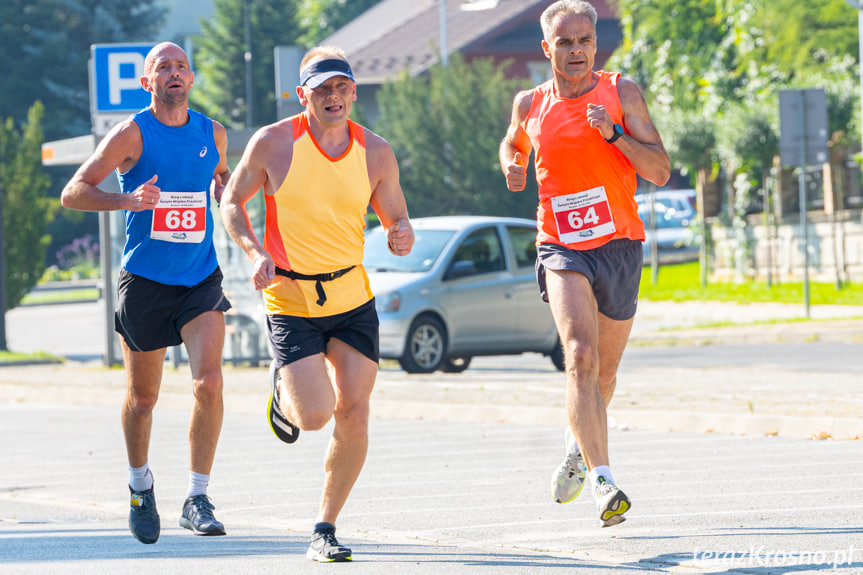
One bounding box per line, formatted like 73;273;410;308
62;42;232;544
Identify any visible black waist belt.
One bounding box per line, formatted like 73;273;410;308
274;265;355;307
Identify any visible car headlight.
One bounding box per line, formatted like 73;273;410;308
376;291;401;313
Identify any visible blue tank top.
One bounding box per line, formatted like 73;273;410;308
117;108;219;286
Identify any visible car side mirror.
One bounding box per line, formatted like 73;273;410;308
444;260;476;281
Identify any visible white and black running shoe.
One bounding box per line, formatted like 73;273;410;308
267;359;300;444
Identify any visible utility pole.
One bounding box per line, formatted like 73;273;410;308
439;0;449;66
0;182;6;351
244;0;254;128
847;1;863;160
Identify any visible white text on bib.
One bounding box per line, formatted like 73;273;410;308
551;186;616;244
150;191;207;244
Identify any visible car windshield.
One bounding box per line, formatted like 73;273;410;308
364;227;455;272
638;207;687;229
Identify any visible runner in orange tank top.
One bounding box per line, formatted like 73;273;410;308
500;0;670;528
220;46;414;562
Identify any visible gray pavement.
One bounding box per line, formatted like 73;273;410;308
2;298;863;573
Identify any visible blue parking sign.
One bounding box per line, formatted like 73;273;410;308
92;44;154;112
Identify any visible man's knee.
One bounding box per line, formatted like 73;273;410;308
563;339;599;379
192;369;223;405
127;387;159;416
293;406;333;431
334;397;370;433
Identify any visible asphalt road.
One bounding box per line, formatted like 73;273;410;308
7;301;863;374
3;301;863;573
2;402;862;574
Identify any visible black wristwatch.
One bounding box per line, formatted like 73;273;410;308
605;123;624;144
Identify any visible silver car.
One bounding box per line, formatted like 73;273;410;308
364;216;564;374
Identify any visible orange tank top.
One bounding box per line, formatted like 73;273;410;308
262;112;373;317
524;71;643;250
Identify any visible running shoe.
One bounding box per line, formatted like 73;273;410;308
594;475;630;527
306;526;352;562
129;481;160;544
550;427;586;503
179;494;226;536
268;359;300;444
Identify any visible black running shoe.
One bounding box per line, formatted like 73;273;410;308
268;359;300;444
306;527;352;562
129;482;160;544
179;494;226;536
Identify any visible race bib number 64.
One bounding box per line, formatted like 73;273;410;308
551;186;616;244
150;191;207;243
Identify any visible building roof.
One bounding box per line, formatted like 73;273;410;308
324;0;619;85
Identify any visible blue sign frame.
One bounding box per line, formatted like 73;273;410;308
92;44;154;113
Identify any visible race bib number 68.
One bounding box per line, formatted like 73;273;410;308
150;191;207;243
551;185;616;244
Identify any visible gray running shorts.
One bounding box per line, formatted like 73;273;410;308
535;239;643;321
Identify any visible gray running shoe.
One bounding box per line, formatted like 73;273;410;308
306;527;352;562
550;427;586;503
179;494;226;536
129;479;160;544
268;359;300;444
594;476;630;527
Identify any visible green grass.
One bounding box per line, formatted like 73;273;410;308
640;262;863;306
19;287;100;306
0;350;62;364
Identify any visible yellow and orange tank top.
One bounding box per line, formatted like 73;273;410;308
524;71;644;251
262;112;373;317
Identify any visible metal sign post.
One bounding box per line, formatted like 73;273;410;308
90;43;154;365
779;89;829;318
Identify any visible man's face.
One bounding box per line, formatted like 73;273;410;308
542;12;597;80
142;45;194;107
298;74;357;124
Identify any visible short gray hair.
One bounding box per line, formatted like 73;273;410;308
540;0;598;41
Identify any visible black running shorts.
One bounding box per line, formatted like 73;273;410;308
535;239;643;321
114;267;232;352
267;298;380;369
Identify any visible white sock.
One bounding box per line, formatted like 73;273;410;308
589;465;614;490
565;427;580;454
129;463;153;492
187;471;210;498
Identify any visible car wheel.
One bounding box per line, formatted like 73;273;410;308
398;315;448;374
441;356;471;373
550;339;565;372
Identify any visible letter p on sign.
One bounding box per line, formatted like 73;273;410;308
108;52;145;105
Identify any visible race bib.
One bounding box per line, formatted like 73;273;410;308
551;186;616;244
150;191;207;243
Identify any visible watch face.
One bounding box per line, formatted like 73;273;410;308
614;124;624;136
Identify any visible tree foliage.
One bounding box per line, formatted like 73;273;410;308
191;0;384;128
376;55;535;218
747;0;859;79
191;0;304;129
0;103;53;309
609;0;860;174
0;0;166;141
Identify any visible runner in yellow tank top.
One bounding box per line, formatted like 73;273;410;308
500;0;670;528
220;46;414;562
262;111;374;317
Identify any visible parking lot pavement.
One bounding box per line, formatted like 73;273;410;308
2;402;862;574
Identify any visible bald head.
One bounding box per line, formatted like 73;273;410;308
144;42;189;74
